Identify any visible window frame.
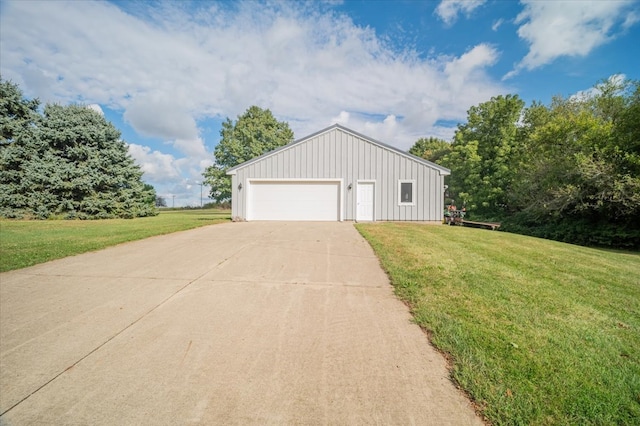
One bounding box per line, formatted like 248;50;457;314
398;179;416;206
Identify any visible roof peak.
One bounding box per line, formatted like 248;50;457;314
227;124;451;175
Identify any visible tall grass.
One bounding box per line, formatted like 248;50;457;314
0;209;230;272
357;223;640;425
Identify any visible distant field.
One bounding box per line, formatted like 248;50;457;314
0;209;230;272
357;223;640;425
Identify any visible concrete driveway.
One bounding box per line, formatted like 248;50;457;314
1;222;482;425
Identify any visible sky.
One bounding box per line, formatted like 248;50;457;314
1;0;639;206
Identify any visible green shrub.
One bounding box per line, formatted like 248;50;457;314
501;213;640;250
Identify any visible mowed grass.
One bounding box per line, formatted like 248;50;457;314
0;209;230;272
357;223;640;425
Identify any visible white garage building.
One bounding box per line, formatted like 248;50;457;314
227;124;450;222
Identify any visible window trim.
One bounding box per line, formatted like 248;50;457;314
398;179;416;206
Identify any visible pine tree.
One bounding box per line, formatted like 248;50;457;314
0;78;156;219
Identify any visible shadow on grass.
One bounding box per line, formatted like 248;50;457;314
591;246;640;256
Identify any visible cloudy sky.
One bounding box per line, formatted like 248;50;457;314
1;0;638;206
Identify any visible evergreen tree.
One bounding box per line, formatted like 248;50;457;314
0;79;156;219
1;78;39;144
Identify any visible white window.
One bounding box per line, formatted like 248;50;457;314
398;180;415;206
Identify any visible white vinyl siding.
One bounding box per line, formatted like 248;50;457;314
229;126;447;222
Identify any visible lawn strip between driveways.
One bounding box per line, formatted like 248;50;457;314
0;209;230;272
356;222;640;426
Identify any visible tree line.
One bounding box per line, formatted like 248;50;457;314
3;75;637;249
203;92;639;248
411;77;640;248
1;78;156;219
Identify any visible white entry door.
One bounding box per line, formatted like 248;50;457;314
356;181;374;221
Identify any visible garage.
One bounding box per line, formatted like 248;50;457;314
227;125;450;222
247;180;342;221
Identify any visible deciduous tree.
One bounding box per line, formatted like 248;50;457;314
512;79;640;222
408;137;451;163
442;94;525;217
203;106;294;202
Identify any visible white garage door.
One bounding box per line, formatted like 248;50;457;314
248;181;340;221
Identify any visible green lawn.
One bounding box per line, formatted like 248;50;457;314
357;223;640;425
0;209;230;272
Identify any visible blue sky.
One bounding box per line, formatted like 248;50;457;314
1;0;638;206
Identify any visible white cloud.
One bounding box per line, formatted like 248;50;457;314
330;111;458;150
622;10;640;30
128;143;212;206
331;111;351;127
331;111;401;144
506;0;638;78
172;137;210;159
123;95;199;141
127;144;182;184
492;18;504;32
1;0;508;201
435;0;486;26
331;112;410;149
444;43;499;83
570;73;627;101
121;94;214;178
87;104;104;115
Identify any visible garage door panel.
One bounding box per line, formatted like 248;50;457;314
249;181;340;221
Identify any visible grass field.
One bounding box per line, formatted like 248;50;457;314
0;209;230;272
357;223;640;425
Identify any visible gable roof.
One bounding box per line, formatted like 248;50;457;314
226;123;451;176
